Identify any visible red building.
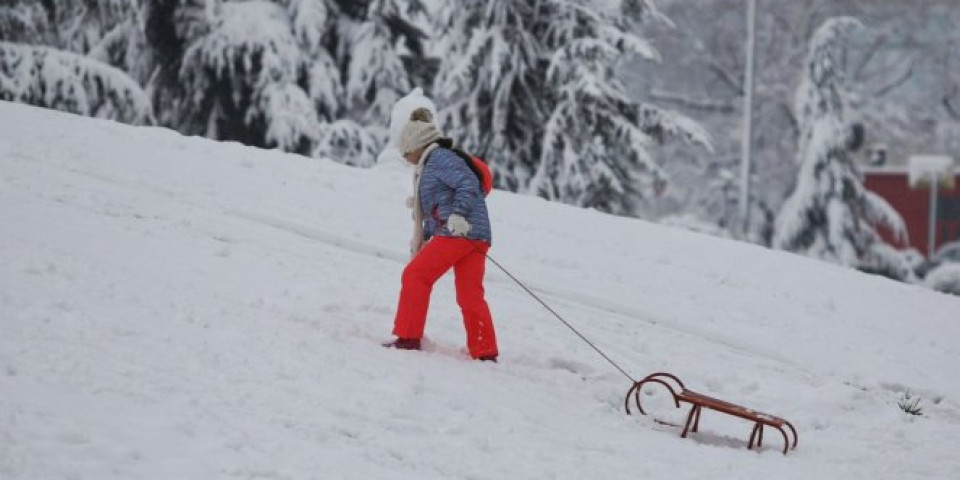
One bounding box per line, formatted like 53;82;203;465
864;165;960;256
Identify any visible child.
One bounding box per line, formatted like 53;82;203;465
383;108;498;362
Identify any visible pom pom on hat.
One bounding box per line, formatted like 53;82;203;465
409;108;433;123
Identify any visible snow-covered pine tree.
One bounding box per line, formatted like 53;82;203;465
0;1;152;125
432;0;710;214
431;1;542;191
0;41;153;125
137;0;424;164
175;0;320;154
0;0;144;83
335;0;419;123
311;0;426;166
774;17;907;272
137;0;225;134
2;0;425;165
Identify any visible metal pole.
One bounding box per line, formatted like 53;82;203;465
929;179;938;256
739;0;758;235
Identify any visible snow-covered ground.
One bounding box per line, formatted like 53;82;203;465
1;101;958;479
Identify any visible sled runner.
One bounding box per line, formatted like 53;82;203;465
625;372;798;454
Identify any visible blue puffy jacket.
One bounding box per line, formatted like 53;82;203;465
419;147;492;243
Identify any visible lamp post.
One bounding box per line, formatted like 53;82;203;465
739;0;758;236
908;155;955;257
928;179;939;256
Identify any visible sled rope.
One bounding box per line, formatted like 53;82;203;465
485;254;637;383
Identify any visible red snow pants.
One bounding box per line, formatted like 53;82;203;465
393;236;498;358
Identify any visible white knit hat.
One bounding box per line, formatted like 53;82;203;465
397;108;445;154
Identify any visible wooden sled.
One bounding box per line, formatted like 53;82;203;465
625;372;798;455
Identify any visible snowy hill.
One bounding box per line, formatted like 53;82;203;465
1;101;958;479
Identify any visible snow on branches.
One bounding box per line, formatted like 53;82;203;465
153;0;420;163
178;0;319;152
0;2;51;45
0;41;153;125
0;0;139;54
774;17;907;270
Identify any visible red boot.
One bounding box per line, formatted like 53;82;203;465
382;337;421;350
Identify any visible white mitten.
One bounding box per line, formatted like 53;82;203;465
447;214;471;236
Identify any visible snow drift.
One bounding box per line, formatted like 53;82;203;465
1;102;958;479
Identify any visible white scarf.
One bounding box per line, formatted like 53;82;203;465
409;143;440;258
